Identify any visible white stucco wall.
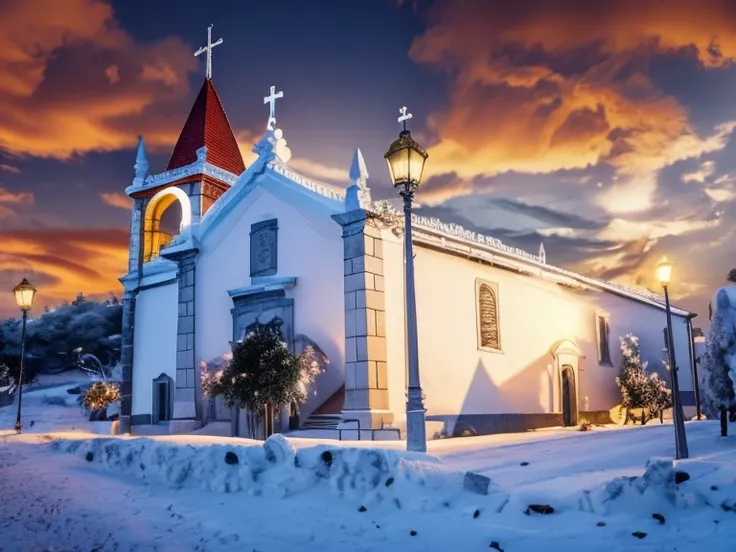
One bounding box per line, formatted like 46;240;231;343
381;234;694;425
195;181;345;420
132;283;178;416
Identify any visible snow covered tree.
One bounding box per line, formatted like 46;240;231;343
201;320;326;438
616;334;654;416
700;286;736;417
616;333;673;424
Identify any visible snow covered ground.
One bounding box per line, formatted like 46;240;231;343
1;382;735;551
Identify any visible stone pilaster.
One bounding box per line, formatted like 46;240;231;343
162;247;199;421
127;198;146;274
333;210;393;429
118;290;136;434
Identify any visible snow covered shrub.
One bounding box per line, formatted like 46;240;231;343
82;381;120;412
700;286;736;417
616;334;671;424
201;320;327;434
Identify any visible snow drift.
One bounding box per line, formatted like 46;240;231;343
49;434;478;511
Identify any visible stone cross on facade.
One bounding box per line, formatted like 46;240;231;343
264;85;283;130
194;24;223;80
398;106;413;131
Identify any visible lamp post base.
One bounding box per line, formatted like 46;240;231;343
406;408;427;452
14;421;21;434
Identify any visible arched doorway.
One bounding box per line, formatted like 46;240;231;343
550;339;581;426
561;365;577;426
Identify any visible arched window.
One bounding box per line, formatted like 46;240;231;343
477;282;500;350
142;187;192;263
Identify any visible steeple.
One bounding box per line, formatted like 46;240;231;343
166;79;245;176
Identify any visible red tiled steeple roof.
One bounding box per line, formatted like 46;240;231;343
166;79;246;176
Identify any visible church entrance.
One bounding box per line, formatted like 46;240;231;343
561;365;577;427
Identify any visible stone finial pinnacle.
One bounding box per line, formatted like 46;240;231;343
133;135;149;185
539;242;546;264
345;147;371;212
349;147;369;184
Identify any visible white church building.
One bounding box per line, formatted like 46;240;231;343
117;70;701;439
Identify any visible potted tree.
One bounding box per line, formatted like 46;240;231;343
82;381;120;434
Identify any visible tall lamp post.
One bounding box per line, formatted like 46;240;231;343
384;106;429;453
12;278;37;434
655;258;689;459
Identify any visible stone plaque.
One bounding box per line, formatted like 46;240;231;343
250;219;278;277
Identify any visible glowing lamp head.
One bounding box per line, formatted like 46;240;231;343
656;257;673;286
13;278;37;311
384;130;428;188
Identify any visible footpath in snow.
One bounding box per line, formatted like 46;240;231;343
0;382;735;551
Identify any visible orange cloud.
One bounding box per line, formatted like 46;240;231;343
0;0;199;160
101;192;130;210
408;0;736;204
0;228;128;317
0;186;33;205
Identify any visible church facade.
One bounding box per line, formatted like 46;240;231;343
117;75;700;439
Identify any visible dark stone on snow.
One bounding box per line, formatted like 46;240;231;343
473;509;480;518
520;462;529;466
464;471;491;495
489;541;504;551
67;386;81;395
631;531;647;539
652;513;665;524
29;421;34;427
711;485;719;491
321;450;333;467
721;502;733;512
139;463;145;471
410;530;417;536
385;477;394;487
85;452;94;462
526;504;554;515
596;522;606;527
674;471;690;484
224;451;239;465
358;505;367;512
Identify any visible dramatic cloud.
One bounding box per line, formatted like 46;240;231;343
0;0;199;160
0;228;128;317
100;192;130;210
411;1;736;197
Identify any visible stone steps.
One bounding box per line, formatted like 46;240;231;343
301;414;341;430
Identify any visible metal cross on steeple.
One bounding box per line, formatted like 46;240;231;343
264;85;284;130
398;106;413;131
194;24;223;80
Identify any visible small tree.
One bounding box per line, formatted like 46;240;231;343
650;371;672;423
201;320;325;438
82;381;120;420
616;334;655;423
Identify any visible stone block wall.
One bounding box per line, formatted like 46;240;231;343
335;210;393;429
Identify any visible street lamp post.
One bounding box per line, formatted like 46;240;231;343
384;107;429;453
655;258;689;459
12;278;37;434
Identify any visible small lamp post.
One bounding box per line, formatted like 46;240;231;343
384;107;429;453
655;257;689;459
12;278;36;434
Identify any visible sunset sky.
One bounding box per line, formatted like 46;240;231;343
2;0;736;325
